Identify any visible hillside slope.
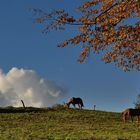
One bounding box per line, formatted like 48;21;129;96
0;108;140;140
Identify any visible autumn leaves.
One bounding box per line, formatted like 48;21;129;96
32;0;140;71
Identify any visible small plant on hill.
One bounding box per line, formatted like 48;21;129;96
51;103;66;110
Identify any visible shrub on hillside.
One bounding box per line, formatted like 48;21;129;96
51;104;66;110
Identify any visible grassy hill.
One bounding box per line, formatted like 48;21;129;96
0;107;140;140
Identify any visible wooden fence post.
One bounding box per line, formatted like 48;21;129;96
21;100;26;109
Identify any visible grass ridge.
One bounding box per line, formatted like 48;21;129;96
0;107;140;140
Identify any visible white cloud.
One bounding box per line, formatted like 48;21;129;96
0;67;66;107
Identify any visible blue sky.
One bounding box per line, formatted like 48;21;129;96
0;0;140;112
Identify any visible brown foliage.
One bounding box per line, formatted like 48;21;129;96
31;0;140;71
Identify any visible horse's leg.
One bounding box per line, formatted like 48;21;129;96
80;104;82;109
123;113;128;123
78;104;80;109
137;115;139;123
73;104;75;108
122;114;126;123
131;116;133;122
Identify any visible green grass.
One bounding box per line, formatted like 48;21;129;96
0;108;140;140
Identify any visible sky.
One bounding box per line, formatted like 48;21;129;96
0;0;140;112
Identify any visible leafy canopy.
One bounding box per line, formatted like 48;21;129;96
31;0;140;71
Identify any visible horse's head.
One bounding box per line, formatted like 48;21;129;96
64;103;70;108
121;108;131;122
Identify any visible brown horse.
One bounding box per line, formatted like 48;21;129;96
65;97;84;109
122;108;140;122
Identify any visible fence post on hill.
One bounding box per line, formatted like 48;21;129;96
21;100;26;109
93;105;96;111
